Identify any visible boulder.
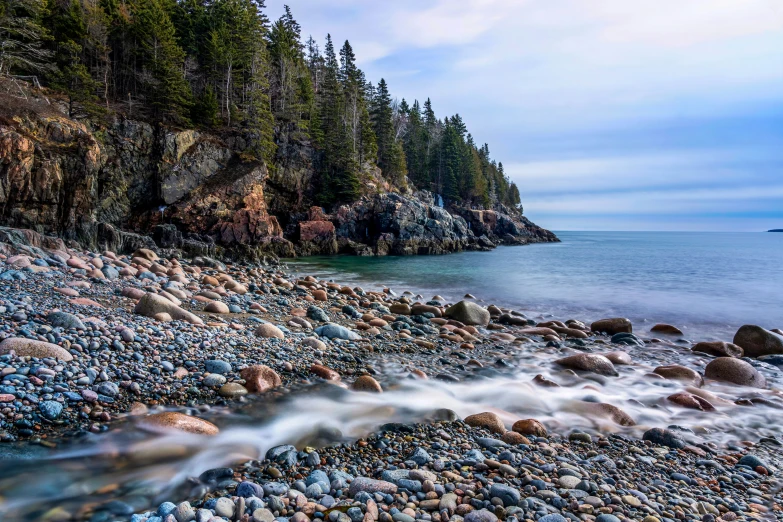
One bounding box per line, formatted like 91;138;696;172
704;357;766;388
555;353;618;376
464;412;505;434
204;301;230;314
134;293;203;325
444;301;490;326
571;402;635;426
240;365;282;393
652;365;703;387
692;341;743;358
591;318;632;335
352;375;383;393
732;325;783;358
650;324;683;335
667;392;715;412
512;418;547;437
0;338;73;361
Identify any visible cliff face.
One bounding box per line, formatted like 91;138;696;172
0;91;557;260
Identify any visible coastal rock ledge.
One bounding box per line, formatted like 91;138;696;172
0;94;556;261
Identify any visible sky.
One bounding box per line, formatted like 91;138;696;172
266;0;783;231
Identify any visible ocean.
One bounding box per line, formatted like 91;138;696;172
289;231;783;340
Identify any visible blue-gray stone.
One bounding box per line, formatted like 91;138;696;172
236;481;264;498
464;510;499;522
48;311;85;330
157;502;177;516
315;323;360;340
205;360;232;374
407;447;431;465
490;484;521;507
39;401;63;420
264;482;289;496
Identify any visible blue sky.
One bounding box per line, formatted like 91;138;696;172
267;0;783;231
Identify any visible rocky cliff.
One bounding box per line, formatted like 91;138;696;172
0;88;557;260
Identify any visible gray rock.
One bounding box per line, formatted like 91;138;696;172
444;301;490;326
733;325;783;358
315;323;360;340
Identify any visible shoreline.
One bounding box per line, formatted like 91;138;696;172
0;232;781;520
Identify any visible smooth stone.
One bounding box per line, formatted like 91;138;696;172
512;418;547;436
555;353;617;376
240;365;282;393
0;338;73;361
314;323;360;340
733;325;783;358
255;323;285;339
352;375;382;393
692;341;744;358
139;412;219;435
464;412;505;434
219;383;249;398
653;365;703;387
704;357;766;388
591;318;632;335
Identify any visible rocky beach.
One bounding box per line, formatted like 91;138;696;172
0;227;782;522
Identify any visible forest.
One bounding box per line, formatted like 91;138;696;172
0;0;523;210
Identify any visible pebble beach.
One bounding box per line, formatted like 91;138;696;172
0;239;782;522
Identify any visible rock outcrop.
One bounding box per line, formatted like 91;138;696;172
0;90;556;260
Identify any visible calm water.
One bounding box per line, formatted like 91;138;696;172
289;231;783;340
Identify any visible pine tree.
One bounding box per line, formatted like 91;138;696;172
130;0;192;123
315;34;359;205
371;78;406;186
0;0;54;75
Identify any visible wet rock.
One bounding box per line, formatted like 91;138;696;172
667;392;716;411
444;301;490;326
692;341;744;358
219;383;249;398
512;418;547;437
352;375;382;393
603;351;632;365
643;427;686;449
704;357;766;388
240;365;282;393
0;338;73;361
139;412;219;435
653;365;703;387
591;318;632;335
651;323;683;335
555;353;618;376
572;402;636;426
732;325;783;358
464;412;505;434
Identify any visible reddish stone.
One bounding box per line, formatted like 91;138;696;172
299;220;336;242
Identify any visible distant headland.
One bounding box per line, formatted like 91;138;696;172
769;229;783;232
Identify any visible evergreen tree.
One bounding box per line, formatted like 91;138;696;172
130;0;192;123
371;78;406;186
0;0;53;75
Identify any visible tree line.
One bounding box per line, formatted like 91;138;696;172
0;0;523;209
